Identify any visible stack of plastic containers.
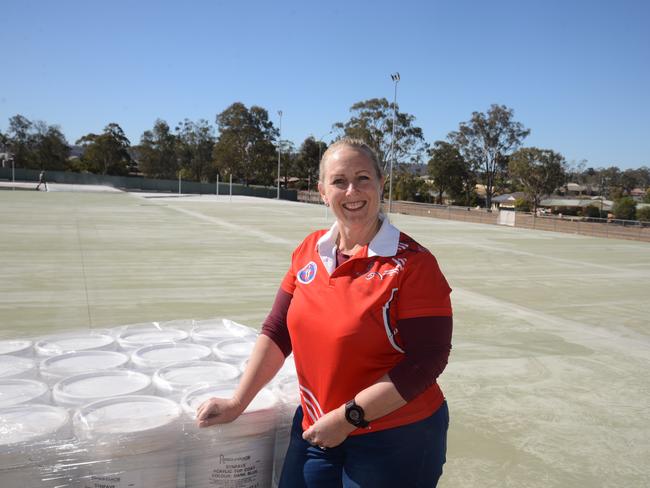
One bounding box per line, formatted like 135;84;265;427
73;395;183;488
181;384;278;488
0;317;304;488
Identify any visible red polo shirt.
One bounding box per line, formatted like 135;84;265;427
281;217;452;434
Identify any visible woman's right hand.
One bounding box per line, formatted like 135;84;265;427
196;396;244;428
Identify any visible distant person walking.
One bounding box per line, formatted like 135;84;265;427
36;170;48;191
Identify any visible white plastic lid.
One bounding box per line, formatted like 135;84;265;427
35;332;115;356
131;343;212;372
190;318;257;345
0;339;33;357
117;327;188;350
0;379;50;407
73;395;182;456
182;385;277;436
52;370;152;408
39;350;129;384
0;355;37;379
153;361;240;398
0;404;70;469
212;337;256;363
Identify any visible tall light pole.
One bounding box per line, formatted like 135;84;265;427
277;110;283;199
387;72;400;214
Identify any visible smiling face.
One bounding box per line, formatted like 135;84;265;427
318;146;384;231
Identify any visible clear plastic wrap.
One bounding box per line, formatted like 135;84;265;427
0;318;298;488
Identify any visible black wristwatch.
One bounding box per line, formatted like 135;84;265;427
345;399;370;428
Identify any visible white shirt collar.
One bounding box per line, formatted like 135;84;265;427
315;214;401;275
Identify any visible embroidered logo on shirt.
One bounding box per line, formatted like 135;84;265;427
365;258;406;280
297;261;318;284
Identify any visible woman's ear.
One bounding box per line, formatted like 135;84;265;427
318;181;328;206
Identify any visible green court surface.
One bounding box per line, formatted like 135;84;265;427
1;188;649;487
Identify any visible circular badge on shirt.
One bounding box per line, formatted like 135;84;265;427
297;261;318;284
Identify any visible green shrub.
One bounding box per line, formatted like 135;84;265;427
584;205;601;218
612;197;637;221
637;206;650;223
514;198;531;212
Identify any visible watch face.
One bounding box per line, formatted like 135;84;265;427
349;409;361;422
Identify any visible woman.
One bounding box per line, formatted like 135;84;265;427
197;138;453;487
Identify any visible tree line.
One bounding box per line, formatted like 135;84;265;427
1;102;648;213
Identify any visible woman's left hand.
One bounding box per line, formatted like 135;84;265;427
302;405;356;449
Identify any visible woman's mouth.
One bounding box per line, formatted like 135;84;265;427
342;201;366;211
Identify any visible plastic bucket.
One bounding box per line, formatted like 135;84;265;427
117;327;188;351
181;385;277;488
35;331;116;357
0;339;34;357
212;337;256;364
52;370;152;408
153;360;240;401
131;343;212;374
73;395;182;488
0;379;50;407
0;355;37;379
190;318;257;345
0;404;72;487
39;350;130;386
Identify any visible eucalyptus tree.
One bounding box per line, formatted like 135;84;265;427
212;103;278;185
509;147;566;212
333;98;428;171
449;104;529;209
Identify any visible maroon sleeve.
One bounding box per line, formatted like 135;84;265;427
260;288;293;358
388;316;453;402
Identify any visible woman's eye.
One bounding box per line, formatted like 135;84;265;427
332;179;344;185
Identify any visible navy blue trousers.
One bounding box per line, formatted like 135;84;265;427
279;401;449;488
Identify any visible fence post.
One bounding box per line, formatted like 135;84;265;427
216;174;219;196
229;174;232;202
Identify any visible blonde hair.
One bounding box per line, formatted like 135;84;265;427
319;138;383;182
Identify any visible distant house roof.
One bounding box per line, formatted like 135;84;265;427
630;188;647;197
566;183;584;191
540;198;613;211
541;198;596;207
492;192;527;203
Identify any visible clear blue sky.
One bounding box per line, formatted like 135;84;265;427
2;0;648;169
